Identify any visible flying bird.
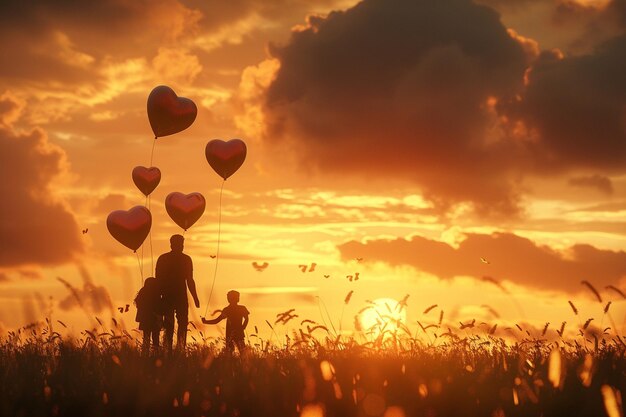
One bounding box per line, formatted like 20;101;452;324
480;257;490;264
82;228;88;234
346;272;360;282
117;304;129;313
355;257;363;262
252;262;269;272
210;255;216;259
298;263;316;273
324;275;330;279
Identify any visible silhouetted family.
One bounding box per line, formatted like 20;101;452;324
134;234;249;355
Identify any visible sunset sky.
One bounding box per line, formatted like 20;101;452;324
0;0;625;341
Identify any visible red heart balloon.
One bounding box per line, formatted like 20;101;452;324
205;139;247;180
165;192;206;231
132;166;161;196
106;206;152;252
147;85;197;138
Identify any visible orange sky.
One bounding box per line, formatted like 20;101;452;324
0;0;625;342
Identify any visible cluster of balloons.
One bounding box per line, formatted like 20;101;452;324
107;85;247;253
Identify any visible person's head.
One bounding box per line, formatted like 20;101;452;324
227;290;240;305
143;277;158;292
135;277;158;304
170;234;184;252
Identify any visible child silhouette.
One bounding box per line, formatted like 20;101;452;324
134;277;163;354
202;290;249;354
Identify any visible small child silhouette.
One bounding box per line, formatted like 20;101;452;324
134;277;163;354
202;290;249;354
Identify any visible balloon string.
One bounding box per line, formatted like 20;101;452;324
146;137;156;276
149;137;157;167
140;195;147;278
148;194;154;276
135;252;143;287
204;179;225;318
140;240;144;275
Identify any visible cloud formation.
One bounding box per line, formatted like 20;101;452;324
246;0;625;215
256;0;530;215
338;232;626;293
504;35;626;173
0;0;203;82
0;93;83;266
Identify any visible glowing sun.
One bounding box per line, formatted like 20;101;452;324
359;298;407;337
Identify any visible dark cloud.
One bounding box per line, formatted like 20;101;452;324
0;95;83;267
251;0;626;215
258;0;532;215
337;232;626;293
505;35;626;173
568;174;614;195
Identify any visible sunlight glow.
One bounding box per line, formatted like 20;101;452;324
359;298;407;338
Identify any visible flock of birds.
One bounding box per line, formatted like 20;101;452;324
246;255;488;282
249;258;365;281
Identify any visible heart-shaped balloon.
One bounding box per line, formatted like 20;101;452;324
147;85;197;138
132;166;161;196
106;206;152;252
165;192;206;230
205;139;247;180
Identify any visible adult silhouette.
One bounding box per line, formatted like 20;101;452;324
156;234;200;352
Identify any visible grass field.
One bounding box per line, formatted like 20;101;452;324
2;309;625;417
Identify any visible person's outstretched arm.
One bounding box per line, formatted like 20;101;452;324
202;311;225;325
